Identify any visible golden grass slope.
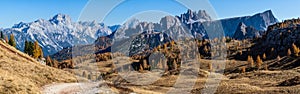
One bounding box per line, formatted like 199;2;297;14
0;41;77;93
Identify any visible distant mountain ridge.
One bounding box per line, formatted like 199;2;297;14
219;10;278;37
3;9;278;57
2;14;115;56
114;9;278;41
51;9;279;61
235;18;300;61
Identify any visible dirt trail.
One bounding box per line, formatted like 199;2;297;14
42;82;115;94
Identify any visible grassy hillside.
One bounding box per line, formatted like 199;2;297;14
0;41;77;93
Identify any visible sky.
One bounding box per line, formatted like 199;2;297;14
0;0;300;28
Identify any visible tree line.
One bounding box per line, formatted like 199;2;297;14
0;31;43;59
24;41;43;59
1;31;73;69
1;31;16;47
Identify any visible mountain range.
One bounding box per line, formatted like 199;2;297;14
2;9;278;56
219;10;278;37
2;14;116;55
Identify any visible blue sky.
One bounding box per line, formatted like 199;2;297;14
0;0;300;28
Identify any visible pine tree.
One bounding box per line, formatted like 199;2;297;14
0;31;3;39
172;60;177;70
157;45;161;50
24;41;34;55
88;74;92;80
208;62;213;72
170;41;175;46
33;41;39;59
33;41;43;59
24;41;29;54
8;34;16;47
163;60;169;72
241;66;246;73
28;41;34;56
204;46;209;54
139;64;144;72
46;56;53;67
163;43;168;51
52;59;59;68
292;43;299;56
143;59;148;69
247;56;254;67
82;71;87;78
4;35;8;43
264;65;268;70
256;56;263;69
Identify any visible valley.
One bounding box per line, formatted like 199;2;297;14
1;8;300;94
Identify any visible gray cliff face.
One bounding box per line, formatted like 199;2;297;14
248;19;300;59
233;22;261;40
176;9;278;39
220;10;278;37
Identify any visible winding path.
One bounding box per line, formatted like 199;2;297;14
42;82;114;94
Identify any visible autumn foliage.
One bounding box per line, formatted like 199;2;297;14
25;41;43;59
8;34;16;47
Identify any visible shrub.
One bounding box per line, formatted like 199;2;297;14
88;74;92;80
82;71;87;78
225;37;232;43
96;53;112;62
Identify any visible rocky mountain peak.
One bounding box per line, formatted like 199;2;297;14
123;18;140;29
177;9;212;24
160;16;181;30
49;13;72;25
252;10;278;29
233;22;261;40
3;13;115;56
197;10;212;21
12;22;29;28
